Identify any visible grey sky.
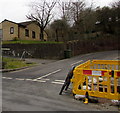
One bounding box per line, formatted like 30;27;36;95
0;0;118;23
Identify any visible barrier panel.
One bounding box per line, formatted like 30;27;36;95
71;60;120;101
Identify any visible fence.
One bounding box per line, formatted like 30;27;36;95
71;60;120;100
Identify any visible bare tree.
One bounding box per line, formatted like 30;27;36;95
111;0;120;8
58;0;86;25
58;0;72;20
71;0;85;23
27;0;57;41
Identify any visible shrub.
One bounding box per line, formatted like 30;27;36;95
12;37;19;41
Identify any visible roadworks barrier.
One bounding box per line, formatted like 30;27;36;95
60;60;120;104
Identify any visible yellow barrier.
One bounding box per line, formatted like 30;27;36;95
71;60;120;101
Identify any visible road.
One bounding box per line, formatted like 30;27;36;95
2;50;119;111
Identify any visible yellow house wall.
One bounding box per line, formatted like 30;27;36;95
19;27;25;40
0;23;3;39
2;21;18;40
1;20;48;41
0;23;2;29
19;23;41;41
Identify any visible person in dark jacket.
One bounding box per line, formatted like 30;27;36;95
59;66;75;95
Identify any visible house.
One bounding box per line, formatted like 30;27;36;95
0;19;47;41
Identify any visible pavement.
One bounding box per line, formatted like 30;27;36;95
1;57;57;73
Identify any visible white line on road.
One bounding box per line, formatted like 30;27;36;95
51;81;64;85
2;76;66;84
71;60;83;66
2;77;13;79
25;79;34;81
55;80;65;82
24;79;46;82
32;79;46;83
2;77;7;79
15;78;25;81
35;69;61;80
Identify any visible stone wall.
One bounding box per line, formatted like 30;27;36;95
66;36;119;56
2;43;65;59
2;35;119;59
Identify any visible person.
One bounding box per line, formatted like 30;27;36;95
59;66;75;95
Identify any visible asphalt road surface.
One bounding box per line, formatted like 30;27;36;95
2;50;120;111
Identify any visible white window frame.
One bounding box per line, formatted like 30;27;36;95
10;27;14;34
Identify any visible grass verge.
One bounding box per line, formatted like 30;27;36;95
2;57;35;69
2;40;63;44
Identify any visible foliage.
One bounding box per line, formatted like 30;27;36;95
95;4;120;34
47;0;120;41
50;19;70;42
12;37;19;41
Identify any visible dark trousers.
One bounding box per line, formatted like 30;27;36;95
59;80;70;95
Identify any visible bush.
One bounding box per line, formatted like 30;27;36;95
2;61;6;69
12;37;19;41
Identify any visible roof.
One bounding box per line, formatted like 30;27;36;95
19;21;34;26
1;19;18;24
18;21;39;28
1;19;39;28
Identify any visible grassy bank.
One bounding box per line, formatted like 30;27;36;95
2;57;35;69
2;40;63;44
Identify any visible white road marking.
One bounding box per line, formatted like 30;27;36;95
2;76;45;83
25;79;34;81
2;77;13;80
71;60;83;66
2;76;66;84
32;79;46;83
51;81;64;85
15;78;25;81
35;69;61;80
24;79;46;82
2;77;7;79
51;79;65;85
55;80;65;82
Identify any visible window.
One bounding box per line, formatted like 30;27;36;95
25;29;29;37
32;31;35;39
10;27;14;34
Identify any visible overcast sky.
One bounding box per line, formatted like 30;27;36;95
0;0;118;23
